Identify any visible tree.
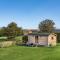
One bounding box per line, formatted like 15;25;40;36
8;22;17;28
0;27;7;36
56;33;60;43
5;22;23;39
39;19;55;32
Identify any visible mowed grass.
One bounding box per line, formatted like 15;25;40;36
15;36;22;40
0;45;60;60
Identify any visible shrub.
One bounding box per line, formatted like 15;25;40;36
0;41;16;48
16;40;22;46
22;36;28;44
15;36;23;46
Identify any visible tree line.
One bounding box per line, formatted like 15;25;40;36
0;19;56;38
0;19;60;42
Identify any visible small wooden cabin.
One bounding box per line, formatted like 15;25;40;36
27;33;57;46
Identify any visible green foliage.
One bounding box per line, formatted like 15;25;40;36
15;36;23;45
6;22;23;39
0;27;7;36
0;22;23;40
39;19;55;33
22;36;28;43
56;33;60;43
8;22;17;28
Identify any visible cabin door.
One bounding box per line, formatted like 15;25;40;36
35;36;38;43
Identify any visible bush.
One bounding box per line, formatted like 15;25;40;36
22;36;28;44
16;40;22;46
15;36;23;46
56;33;60;43
0;41;16;48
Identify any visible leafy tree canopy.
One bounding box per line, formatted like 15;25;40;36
0;22;23;39
39;19;55;33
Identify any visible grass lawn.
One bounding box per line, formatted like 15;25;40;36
0;45;60;60
15;36;22;40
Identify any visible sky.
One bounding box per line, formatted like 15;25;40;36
0;0;60;29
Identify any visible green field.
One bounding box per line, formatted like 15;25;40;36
0;45;60;60
15;36;22;40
